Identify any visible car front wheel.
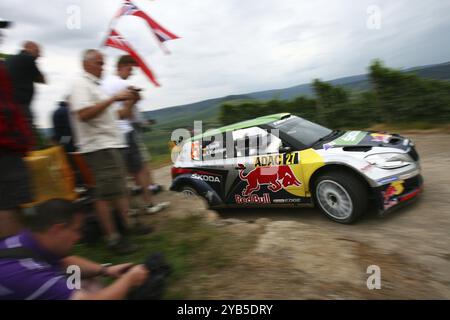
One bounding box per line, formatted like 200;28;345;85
313;171;368;224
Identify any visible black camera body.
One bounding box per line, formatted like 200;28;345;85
127;253;172;300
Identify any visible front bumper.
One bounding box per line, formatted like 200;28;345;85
375;174;424;215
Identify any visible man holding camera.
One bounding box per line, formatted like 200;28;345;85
0;199;149;300
102;55;169;215
69;49;150;255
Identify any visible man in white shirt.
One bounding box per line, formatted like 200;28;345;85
69;49;150;255
102;55;169;214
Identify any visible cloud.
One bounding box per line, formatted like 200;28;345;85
1;0;450;128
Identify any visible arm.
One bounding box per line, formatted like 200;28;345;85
70;265;149;300
61;256;104;278
117;98;136;120
117;89;140;120
77;96;116;122
30;57;46;84
62;256;134;278
35;73;46;84
76;88;134;122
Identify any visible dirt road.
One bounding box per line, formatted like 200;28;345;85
153;133;450;298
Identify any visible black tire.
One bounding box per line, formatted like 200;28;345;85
312;170;368;224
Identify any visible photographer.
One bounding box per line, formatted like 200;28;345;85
102;55;169;215
69;49;152;255
0;199;149;300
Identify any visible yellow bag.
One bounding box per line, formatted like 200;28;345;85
22;146;77;207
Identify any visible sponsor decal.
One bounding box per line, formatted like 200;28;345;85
272;198;304;204
323;143;334;150
382;180;404;210
398;188;421;202
191;141;200;160
235;193;271;204
191;173;221;183
378;176;399;184
371;133;392;144
254;152;300;167
360;164;373;172
237;164;301;196
329;131;366;146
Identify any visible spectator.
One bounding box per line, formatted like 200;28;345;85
102;55;169;214
0;20;34;238
68;49;150;254
52;100;75;153
0;199;149;300
5;41;46;128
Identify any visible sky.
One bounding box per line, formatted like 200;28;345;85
1;0;450;128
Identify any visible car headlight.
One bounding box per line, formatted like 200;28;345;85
364;153;413;169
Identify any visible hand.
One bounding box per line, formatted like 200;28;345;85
123;264;149;288
131;90;141;102
113;89;134;102
104;263;134;278
126;86;142;102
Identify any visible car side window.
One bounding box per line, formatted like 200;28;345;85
202;133;227;160
232;127;282;157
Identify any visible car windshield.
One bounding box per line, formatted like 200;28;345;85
269;115;333;146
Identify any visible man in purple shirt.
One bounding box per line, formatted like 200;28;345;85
0;199;149;300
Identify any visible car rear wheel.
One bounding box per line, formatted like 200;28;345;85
313;171;368;224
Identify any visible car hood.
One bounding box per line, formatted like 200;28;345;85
321;130;411;151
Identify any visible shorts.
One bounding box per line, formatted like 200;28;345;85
0;153;33;210
83;149;128;200
123;130;150;174
134;131;150;163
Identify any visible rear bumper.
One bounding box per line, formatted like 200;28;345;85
375;174;423;215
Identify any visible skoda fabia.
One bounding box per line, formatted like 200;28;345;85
170;113;423;224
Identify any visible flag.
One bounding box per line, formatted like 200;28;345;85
116;0;179;53
104;29;160;87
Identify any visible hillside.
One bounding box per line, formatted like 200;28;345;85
144;60;450;131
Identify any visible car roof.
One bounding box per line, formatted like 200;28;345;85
190;113;291;141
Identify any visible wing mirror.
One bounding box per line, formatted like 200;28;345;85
279;146;292;153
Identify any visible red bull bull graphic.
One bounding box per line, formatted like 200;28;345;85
237;164;302;197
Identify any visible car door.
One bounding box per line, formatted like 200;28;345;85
222;126;304;205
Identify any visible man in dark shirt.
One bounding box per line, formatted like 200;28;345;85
52;100;75;153
0;199;149;300
5;41;46;123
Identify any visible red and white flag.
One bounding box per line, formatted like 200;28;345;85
116;0;179;54
104;29;160;87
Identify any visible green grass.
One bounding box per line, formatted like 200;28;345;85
72;215;254;299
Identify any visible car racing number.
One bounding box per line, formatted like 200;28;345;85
254;152;299;167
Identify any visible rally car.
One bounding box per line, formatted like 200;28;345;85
170;113;423;224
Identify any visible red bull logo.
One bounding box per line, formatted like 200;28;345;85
235;193;271;204
237;164;301;196
382;181;404;209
